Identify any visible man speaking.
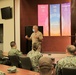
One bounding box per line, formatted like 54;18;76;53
25;25;43;49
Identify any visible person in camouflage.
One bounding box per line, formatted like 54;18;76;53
8;41;22;56
27;43;42;72
39;56;55;75
25;25;43;51
56;45;76;75
25;25;43;45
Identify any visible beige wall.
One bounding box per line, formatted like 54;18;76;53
0;0;15;52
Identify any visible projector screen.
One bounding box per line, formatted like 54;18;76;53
50;4;60;36
61;3;71;36
38;5;49;36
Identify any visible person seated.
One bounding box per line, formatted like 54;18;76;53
39;56;55;75
56;45;76;75
8;41;22;56
27;43;42;72
0;50;10;65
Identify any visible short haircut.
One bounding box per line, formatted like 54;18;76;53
32;43;39;51
33;25;38;29
33;25;38;27
67;45;76;55
10;41;16;47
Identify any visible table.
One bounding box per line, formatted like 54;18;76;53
0;64;39;75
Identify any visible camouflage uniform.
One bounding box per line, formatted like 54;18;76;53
27;50;42;72
8;48;22;56
56;56;76;75
0;71;5;75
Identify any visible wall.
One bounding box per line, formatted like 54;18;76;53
71;0;76;44
0;0;15;52
20;0;71;53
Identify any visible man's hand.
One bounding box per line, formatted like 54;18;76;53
25;35;29;39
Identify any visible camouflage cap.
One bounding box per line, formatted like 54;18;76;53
0;71;5;75
39;56;52;67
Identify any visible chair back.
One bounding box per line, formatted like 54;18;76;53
62;68;76;75
0;50;3;58
9;55;21;68
20;57;33;70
